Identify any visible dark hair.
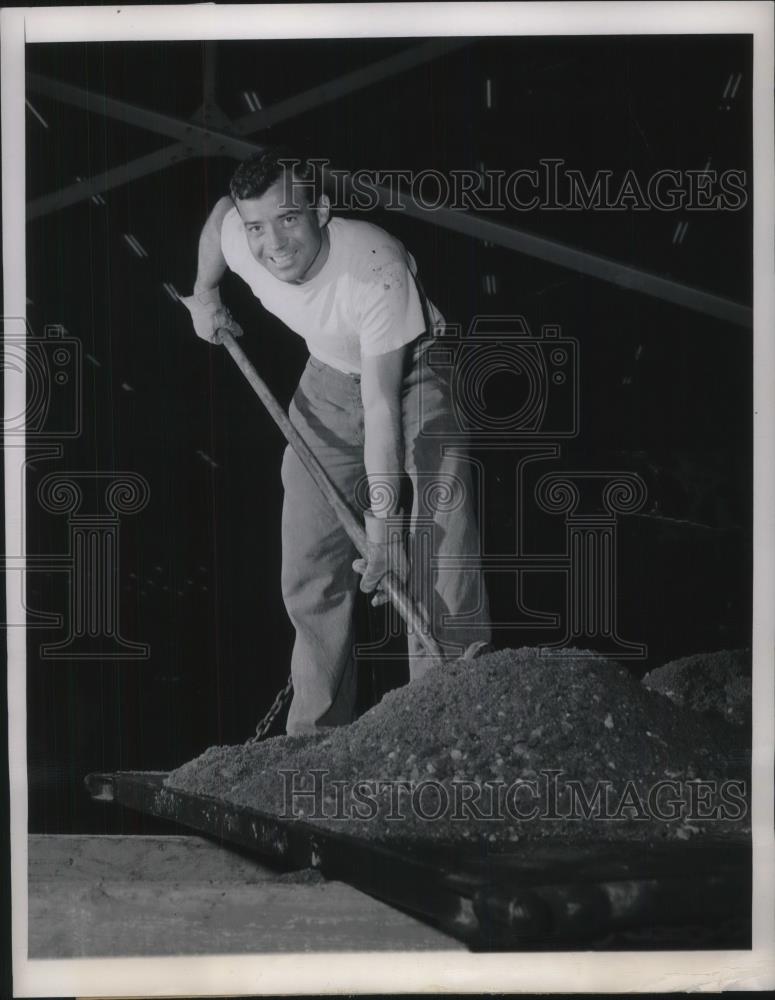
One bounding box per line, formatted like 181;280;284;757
229;146;320;204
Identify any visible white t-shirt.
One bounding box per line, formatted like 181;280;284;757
220;211;444;374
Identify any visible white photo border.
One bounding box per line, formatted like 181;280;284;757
4;2;774;995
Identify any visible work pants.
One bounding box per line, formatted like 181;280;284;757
281;337;491;734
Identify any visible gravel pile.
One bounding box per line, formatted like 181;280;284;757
166;647;750;848
642;649;751;726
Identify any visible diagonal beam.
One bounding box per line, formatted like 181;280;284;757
229;38;468;135
27;144;197;219
26;38;469;219
26;39;466;219
26;38;750;326
29;39;466;150
28;144;751;327
364;186;751;328
27;72;259;158
287;170;749;328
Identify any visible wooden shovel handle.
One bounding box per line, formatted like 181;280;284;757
219;330;445;667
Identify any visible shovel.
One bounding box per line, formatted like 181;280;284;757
217;327;447;668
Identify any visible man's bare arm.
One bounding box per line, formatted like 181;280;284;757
361;344;407;515
193;195;233;293
354;345;409;601
181;196;242;343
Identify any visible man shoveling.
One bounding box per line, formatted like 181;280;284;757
182;147;490;735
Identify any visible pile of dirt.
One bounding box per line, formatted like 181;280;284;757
166;647;749;848
642;649;751;726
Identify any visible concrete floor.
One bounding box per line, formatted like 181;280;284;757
28;834;464;955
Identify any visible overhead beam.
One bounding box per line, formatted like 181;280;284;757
27;72;259;158
305;171;751;328
26;38;750;327
27;145;197;219
365;185;751;328
27;37;469;217
230;37;468;135
29;39;467;149
29;145;751;328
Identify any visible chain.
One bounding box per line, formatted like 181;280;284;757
247;643;484;744
248;674;294;743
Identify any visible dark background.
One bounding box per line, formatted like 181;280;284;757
21;34;752;834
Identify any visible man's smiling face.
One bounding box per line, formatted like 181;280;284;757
235;174;330;284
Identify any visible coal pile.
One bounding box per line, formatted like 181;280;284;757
642;649;751;726
166;648;750;848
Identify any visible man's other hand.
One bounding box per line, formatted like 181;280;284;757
352;512;408;607
180;288;243;344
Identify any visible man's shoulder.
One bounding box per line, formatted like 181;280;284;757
330;217;411;273
331;217;414;287
221;203;241;239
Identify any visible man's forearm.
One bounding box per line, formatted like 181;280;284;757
360;346;408;518
363;404;404;517
193;196;233;293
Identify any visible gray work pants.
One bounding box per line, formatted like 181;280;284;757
281;337;491;734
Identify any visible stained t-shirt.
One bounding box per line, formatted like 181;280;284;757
220;211;444;374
